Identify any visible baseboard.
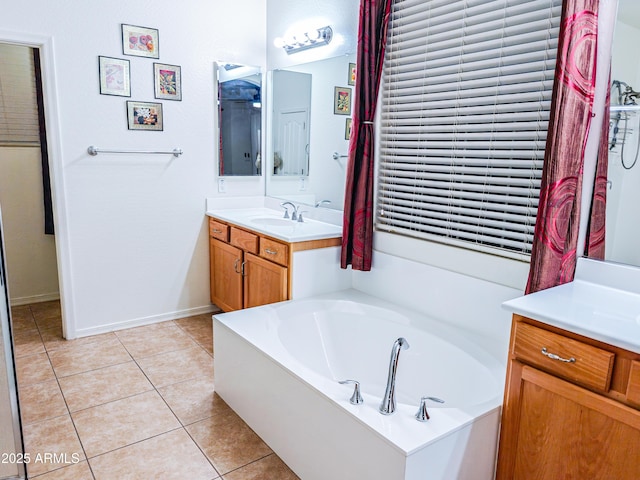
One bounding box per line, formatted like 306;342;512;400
10;292;60;307
72;304;221;339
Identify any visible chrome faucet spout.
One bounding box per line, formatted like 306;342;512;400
279;201;299;220
379;337;409;415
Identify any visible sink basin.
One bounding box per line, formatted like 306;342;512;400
249;217;294;227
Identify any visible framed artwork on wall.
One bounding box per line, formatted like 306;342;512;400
154;63;182;101
98;56;131;97
334;86;352;115
348;63;356;86
127;101;163;131
345;118;353;140
121;24;159;58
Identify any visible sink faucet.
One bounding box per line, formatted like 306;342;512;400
280;201;299;220
379;337;410;415
315;199;331;208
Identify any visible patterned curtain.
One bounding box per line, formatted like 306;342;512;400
526;0;608;294
340;0;393;271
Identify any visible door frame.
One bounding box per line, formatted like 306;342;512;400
0;30;75;339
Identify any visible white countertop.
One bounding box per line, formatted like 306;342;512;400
206;207;342;243
502;258;640;354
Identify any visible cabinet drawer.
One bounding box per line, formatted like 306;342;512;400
209;219;229;241
230;227;259;254
627;361;640;406
513;322;614;392
260;237;289;266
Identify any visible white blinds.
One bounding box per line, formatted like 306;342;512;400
0;43;40;146
376;0;561;260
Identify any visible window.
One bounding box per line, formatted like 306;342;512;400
376;0;562;261
0;43;40;146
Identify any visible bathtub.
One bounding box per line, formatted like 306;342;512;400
213;290;505;480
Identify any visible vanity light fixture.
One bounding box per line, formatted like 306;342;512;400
279;26;333;55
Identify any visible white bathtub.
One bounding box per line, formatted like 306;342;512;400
213;290;505;480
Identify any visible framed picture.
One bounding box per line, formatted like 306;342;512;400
345;118;353;140
98;56;130;97
348;62;356;86
334;86;352;115
127;101;163;131
121;24;159;58
154;63;182;101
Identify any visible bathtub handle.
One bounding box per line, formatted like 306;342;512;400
339;380;364;405
415;396;445;422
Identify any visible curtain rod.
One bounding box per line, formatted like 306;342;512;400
87;146;183;157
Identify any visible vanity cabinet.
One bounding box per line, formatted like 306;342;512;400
208;216;339;312
496;315;640;479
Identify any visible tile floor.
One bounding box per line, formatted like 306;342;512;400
10;300;299;480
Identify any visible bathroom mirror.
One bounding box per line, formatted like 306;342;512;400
266;54;356;210
265;0;359;210
271;69;312;176
216;62;262;176
601;0;640;267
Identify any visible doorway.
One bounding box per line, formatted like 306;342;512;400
0;42;60;312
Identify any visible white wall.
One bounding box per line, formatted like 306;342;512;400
607;19;640;266
352;252;522;362
0;147;59;305
1;0;266;337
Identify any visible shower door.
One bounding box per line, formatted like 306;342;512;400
0;206;25;480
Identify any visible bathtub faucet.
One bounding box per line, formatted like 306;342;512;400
379;337;410;415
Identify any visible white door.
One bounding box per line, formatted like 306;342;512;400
0;207;25;479
276;109;309;176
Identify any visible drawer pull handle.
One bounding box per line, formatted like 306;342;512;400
265;248;278;255
212;228;223;233
541;347;575;364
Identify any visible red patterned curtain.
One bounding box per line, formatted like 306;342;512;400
340;0;393;271
526;0;608;294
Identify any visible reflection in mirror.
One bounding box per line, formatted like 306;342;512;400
217;63;262;176
266;54;356;210
605;0;640;267
265;0;359;211
272;70;311;175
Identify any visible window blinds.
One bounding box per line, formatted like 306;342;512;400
0;43;40;146
376;0;561;260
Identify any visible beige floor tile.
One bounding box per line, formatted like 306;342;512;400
48;336;131;378
89;429;217;480
136;345;213;388
59;361;153;412
41;328;118;354
187;410;272;475
33;461;94;480
15;352;55;386
115;323;197;359
10;306;37;334
11;304;33;320
22;415;85;477
158;377;219;426
18;379;68;425
223;454;299;480
35;315;63;332
30;300;62;320
12;327;45;357
71;390;181;458
175;314;214;346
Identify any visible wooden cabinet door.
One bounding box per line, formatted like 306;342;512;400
243;252;287;309
209;238;243;312
497;362;640;480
